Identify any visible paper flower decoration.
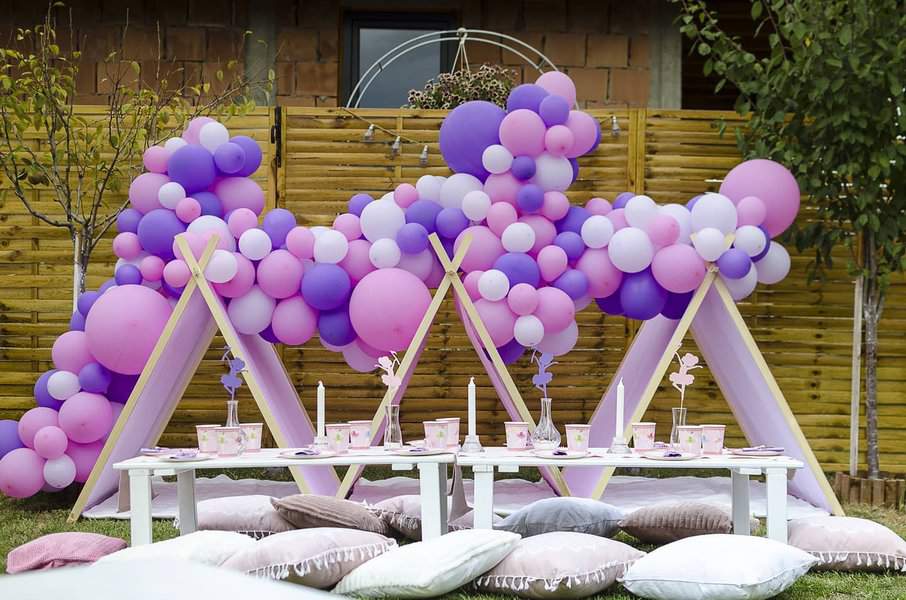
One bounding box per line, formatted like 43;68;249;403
668;351;701;408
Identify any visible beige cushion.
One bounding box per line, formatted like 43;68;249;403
789;516;906;572
619;501;758;544
271;494;392;536
222;527;396;588
475;532;644;599
373;494;502;540
188;495;294;539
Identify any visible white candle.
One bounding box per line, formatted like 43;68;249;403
316;381;325;439
616;378;625;441
467;377;476;437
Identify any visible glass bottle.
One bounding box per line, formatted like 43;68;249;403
384;404;403;449
530;397;561;450
670;407;687;447
225;399;245;453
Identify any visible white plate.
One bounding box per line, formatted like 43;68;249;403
161;454;209;463
531;449;588;460
140;447;171;456
730;449;783;458
640;452;699;461
279;449;337;459
391;447;451;457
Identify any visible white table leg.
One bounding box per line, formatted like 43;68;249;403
765;467;789;543
129;469;153;546
176;469;197;536
472;465;495;529
731;469;751;535
417;462;448;540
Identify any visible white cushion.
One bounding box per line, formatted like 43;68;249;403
333;529;521;598
373;494;502;540
620;534;817;600
182;495;294;538
789;516;906;572
96;531;257;567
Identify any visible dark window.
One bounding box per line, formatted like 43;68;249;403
343;12;456;108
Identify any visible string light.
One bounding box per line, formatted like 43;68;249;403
363;124;375;142
419;145;429;166
611;115;621;137
390;136;402;157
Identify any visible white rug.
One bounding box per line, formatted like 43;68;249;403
82;473;827;521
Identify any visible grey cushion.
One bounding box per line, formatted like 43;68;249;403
496;497;624;538
271;495;393;536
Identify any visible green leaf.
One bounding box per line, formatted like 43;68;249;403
751;1;763;19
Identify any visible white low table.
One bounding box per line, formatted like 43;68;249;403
113;448;456;546
457;448;804;543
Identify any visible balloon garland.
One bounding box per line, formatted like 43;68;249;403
0;72;800;499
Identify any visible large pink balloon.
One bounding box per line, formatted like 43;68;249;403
486;203;518;237
474;299;517;347
349;269;432;352
271;296;318;345
18;407;59;449
67;439;104;483
541;191;570;221
520;215;557;254
576;248;623;298
498;109;547;156
58;392;113;444
454;226;504;272
564;111;599;158
257;250;303;299
213;253;256;298
128;172;168;214
719;159;800;237
535;71;577;107
84;285;172;375
52;331;94;374
0;448;45;498
507;283;540;316
537;245;568;282
646;213;680;249
484;172;521;206
651;244;707;293
340;239;376;283
215;177;265;215
533;286;575;333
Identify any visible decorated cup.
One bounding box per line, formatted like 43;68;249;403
701;424;726;454
239;423;263;452
565;424;591;452
677;425;702;455
326;423;350;453
215;426;243;456
436;417;461;447
504;421;530;450
196;424;220;453
631;422;656;450
423;421;448;450
348;420;372;449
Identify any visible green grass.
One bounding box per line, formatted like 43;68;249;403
1;471;905;599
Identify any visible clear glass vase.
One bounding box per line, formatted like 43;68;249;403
384;404;403;449
670;407;687;447
530;397;561;450
225;399;245;453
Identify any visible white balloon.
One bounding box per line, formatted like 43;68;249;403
397;249;434;280
608;227;654;273
462;190;492;221
157;181;186;209
369;238;401;268
379;192;394;203
478;269;510;301
238;228;272;260
531;153;573;192
734;225;768;257
580;215;614;249
198;121;230;152
313;229;349;264
481;144;513;174
721;264;758;301
501;222;536;253
47;370;80;401
692;227;728;262
115;252;148;271
536;320;578;356
43;455;77;489
310;225;330;239
227;285;275;334
416;174;443;202
163;137;187;153
659;203;692;244
204;249;238;283
755;242;791;284
360;198;406;242
439;173;483;209
624;195;658;229
691;193;737;234
187;215;236;251
514;315;545;347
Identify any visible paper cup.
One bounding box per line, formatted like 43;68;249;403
196;424;220;453
348;420;372;449
240;423;263;452
565;424;591;452
423;421;448;450
504;421;530;450
677;425;702;455
215;426;243;456
631;422;656;450
436;417;461;447
326;423;350;453
701;424;726;454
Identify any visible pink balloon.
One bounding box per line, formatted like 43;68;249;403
343;342;378;373
333;213;362;241
0;448;46;498
58;392;113;444
213;253;255;298
499;109;547;156
564;111;599;158
719;159;800;237
143;146;169;174
172;231;207;261
286;226;315;259
33;425;68;459
607;208;628;231
463;270;483;300
537;245;568;282
340;239;376;283
17;407;59;449
735;195;767;227
140;256;166;281
533;286;575;333
541;191;570;221
52;331;94;374
484;172;521;206
84;285;172;375
651;244;707;293
585;197;612;216
576;248;623;298
454;226;505;272
215;177;265;215
163;259;191;288
536;320;578;356
520;215;556;254
128;172;168;214
271;296;317;345
199;229;233;252
646;214;680;248
425;259;445;288
113;232;142;260
182;116;214;144
544;125;575;157
175;197;201;223
535;71;577;106
486;203;518;237
67;439;104;483
394;183;419;208
474;299;517;346
350;269;432;352
357;338;383;359
227;208;259;238
507;283;540;316
256;249;303;299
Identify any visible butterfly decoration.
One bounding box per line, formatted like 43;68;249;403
220;346;246;401
376;353;402;393
531;352;557;398
668;351;701;408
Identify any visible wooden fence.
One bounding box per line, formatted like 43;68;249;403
1;106;904;473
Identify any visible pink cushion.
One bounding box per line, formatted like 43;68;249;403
6;532;127;573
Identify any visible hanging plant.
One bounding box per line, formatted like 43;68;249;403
406;64;517;110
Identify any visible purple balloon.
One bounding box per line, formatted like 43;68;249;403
506;84;549;113
77;291;100;317
161;280;184;298
213;142;246;175
686;194;703;209
193;191;224;217
517;184;544;213
612;192;634;209
396;223;429;254
69;311;86;332
99;278;117;294
318;306;356;347
230;135;263;178
78;362;112;394
259;325;280;344
348;193;373;217
511;156;536;181
569;157;579;183
301;264;352;311
439;101;505;181
117;208;142;234
34;370;62;410
554;231;585;261
751;225;772;261
262;208;297;247
114;264;142;286
539;95;570;126
0;419;24;460
495;339;526;365
716;248;752;279
441;238;456;261
620;269;668;320
662;291;693;320
107;373;139;404
596;290;624;316
435;207;469;239
493;253;540;287
137;209;186;261
556;205;591;234
167;144;216;194
553;269;589;300
406;199;443;233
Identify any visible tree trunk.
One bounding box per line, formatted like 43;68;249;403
862;233;885;480
71;231;89;310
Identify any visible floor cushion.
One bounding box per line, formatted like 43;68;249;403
497;497;623;538
271;494;392;536
96;530;256;567
6;532;127;573
334;529;521;598
619;501;759;544
181;495;294;539
788;515;906;572
474;532;645;599
222;527;396;588
374;494;502;540
620;534;817;600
